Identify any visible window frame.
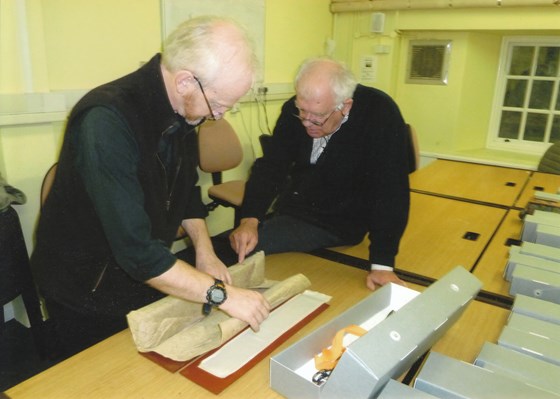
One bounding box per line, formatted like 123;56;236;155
487;36;560;155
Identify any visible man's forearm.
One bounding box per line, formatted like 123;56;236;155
147;258;212;302
181;218;214;256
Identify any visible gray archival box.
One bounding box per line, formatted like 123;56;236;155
270;266;482;399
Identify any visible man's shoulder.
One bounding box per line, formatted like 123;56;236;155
354;84;394;103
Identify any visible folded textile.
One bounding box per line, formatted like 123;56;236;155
127;251;311;361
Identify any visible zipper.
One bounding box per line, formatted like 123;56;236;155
156;153;182;211
91;262;109;292
166;157;182;211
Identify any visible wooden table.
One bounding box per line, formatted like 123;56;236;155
472;209;523;298
430;299;509;363
3;254;372;399
410;159;531;207
6;252;507;399
328;192;507;280
514;171;560;210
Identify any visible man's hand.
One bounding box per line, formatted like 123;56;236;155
148;260;269;331
229;218;259;263
219;285;271;331
196;252;232;285
365;269;407;291
180;218;232;284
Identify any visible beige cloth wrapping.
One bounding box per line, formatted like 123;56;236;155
127;251;311;361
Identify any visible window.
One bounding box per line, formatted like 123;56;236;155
488;37;560;154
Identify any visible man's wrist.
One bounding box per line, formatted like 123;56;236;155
240;217;259;227
370;264;393;272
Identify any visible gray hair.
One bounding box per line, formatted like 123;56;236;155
294;57;357;104
162;16;258;88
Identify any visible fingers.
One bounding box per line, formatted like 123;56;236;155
247;301;270;332
221;269;233;285
197;257;232;285
229;230;258;264
220;287;270;332
236;240;256;263
366;270;407;291
237;244;247;264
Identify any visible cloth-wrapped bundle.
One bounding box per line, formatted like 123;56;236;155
127;251;311;361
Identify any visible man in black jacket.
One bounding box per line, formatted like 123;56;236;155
229;57;410;290
32;16;269;358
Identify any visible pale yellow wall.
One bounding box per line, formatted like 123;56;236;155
455;32;502;151
3;2;559;256
333;6;560;164
0;0;49;93
0;0;333;255
42;0;162;90
265;0;332;83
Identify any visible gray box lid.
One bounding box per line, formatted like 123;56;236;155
475;342;560;395
415;351;560;398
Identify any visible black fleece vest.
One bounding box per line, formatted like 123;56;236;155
32;55;199;316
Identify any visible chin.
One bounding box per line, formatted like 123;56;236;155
185;117;204;126
306;129;322;138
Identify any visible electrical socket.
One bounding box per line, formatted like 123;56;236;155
257;86;268;95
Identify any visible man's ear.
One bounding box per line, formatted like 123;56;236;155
175;70;194;95
342;98;353;115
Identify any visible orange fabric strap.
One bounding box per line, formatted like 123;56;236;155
314;324;367;371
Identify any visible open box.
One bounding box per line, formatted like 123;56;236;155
270;266;482;399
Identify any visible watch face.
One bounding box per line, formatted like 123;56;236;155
211;288;226;303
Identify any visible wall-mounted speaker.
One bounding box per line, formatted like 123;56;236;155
371;12;385;33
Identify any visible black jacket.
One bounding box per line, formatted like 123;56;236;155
241;85;410;266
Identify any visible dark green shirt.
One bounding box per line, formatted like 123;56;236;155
73;106;177;281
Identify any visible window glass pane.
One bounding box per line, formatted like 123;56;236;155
493;39;560;149
551;115;560;143
509;46;534;75
498;111;521;139
523;113;547;142
504;79;527;107
536;47;560;77
529;80;554;109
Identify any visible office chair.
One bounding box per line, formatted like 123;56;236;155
198;118;246;226
40;163;58;208
406;124;420;173
538;141;560;175
0;204;49;357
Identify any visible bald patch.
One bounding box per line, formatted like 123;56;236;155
296;60;341;107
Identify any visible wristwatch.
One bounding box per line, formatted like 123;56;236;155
202;278;227;315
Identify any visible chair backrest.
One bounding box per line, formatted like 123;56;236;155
538;142;560;175
198;119;243;173
40;163;58;208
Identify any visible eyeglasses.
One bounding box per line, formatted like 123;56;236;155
293;104;342;127
193;76;216;120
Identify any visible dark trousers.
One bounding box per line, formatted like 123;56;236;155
43;298;127;360
178;214;361;266
252;214;359;254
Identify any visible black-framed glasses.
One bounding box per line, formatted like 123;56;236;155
193;76;216;120
293;105;342;127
